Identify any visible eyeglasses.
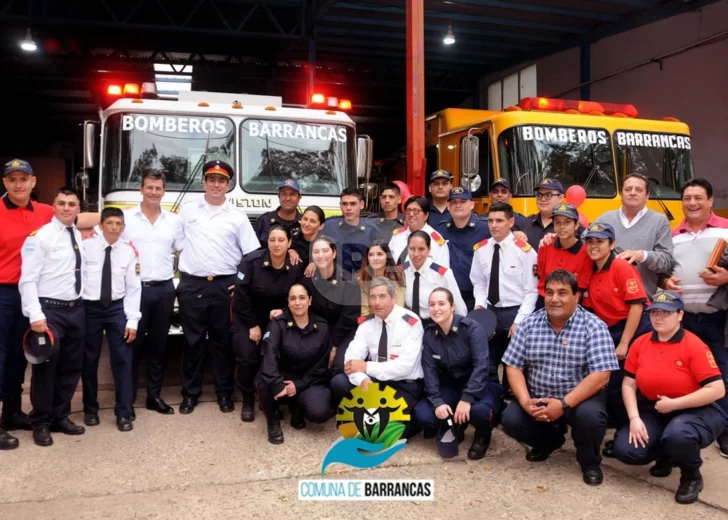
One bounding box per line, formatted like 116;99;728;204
405;208;423;215
535;192;561;201
649;309;678;317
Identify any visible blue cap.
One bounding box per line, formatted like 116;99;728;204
552;202;579;220
448;186;472;201
489;179;511;192
650;290;684;312
535;178;564;193
278;178;301;194
583;222;615;241
430;169;453;182
4;159;34;176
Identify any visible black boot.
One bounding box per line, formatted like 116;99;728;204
290;404;306;430
675;471;703;505
649;456;673;478
467;429;491;460
0;428;19;450
241;392;255;422
267;421;284;445
0;399;31;432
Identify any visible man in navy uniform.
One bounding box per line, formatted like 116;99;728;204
437;187;491;311
322;188;380;278
367;183;405;244
255;179;302;245
428;170;453;228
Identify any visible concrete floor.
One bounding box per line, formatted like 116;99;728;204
1;386;727;520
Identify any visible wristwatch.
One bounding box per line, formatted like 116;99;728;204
559;398;571;413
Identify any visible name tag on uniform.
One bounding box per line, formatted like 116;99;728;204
392;343;401;348
432;354;441;359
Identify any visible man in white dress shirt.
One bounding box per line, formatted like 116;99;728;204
330;277;424;436
471;202;538;395
123;170;184;416
177;159;260;415
19;187;86;446
80;207;141;432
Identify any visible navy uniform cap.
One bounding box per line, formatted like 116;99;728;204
552;202;579;221
4;158;34;177
583;222;615;241
430;169;453;182
436;420;460;458
466;308;497;339
489;179;511;192
278;178;301;194
650;290;684;312
203;159;234;179
23;324;59;365
448;186;472;201
535;178;564;193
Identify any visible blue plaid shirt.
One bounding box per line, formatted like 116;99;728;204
502;305;618;399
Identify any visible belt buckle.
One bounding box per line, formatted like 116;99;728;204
206;276;213;281
69;301;75;308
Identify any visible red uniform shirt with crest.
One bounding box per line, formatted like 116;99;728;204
582;254;648;327
537;239;593;297
0;196;54;284
625;329;722;400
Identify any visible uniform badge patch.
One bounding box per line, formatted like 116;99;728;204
707;352;718;369
401;314;419;326
514;239;532;252
430;262;448;276
392;226;407;236
473;239;488;251
430;231;445;246
626;278;639;294
532;265;539;279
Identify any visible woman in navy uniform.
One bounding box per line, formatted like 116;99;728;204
258;283;334;445
300;236;360;375
356;240;406;315
232;225;303;423
414;288;502;460
289;206;325;267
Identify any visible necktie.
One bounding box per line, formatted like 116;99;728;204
67;227;82;295
377;320;388;362
412;271;421;318
488;243;500;307
101;245;113;307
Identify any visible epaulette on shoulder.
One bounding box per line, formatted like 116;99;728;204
514;238;532;252
82;230;97;240
392;225;408;236
358;314;375;325
401;312;419;326
430;262;448;276
429;230;445;246
473;238;488;251
128;240;139;257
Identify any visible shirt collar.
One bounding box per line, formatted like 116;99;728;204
378;305;402;326
51;216;75;231
650;328;685;343
435;314;463;336
675;212;728;234
593;251;616;272
411;258;431;275
2;194;34;211
619;206;648;224
494;232;514;247
555;238;583;254
262;249;292;270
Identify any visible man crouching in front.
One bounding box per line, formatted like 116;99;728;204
500;269;618;485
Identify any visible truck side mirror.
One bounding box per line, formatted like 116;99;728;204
461;133;479;178
356;135;373;179
84;121;97;169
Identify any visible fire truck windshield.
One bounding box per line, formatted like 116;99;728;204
102;113;235;195
498;125;616;198
613;131;694;199
240;119;354;195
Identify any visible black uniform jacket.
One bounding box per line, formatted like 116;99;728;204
422;315;491;408
258;310;332;396
254;207;302;246
301;266;360;349
233;248;303;331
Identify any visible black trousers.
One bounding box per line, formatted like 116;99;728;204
82;300;133;419
178;274;236;400
0;284;28;412
502;391;608;471
29;301;85;427
490;306;519;392
258;382;334;423
132;280;176;401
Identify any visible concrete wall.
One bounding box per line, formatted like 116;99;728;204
480;0;728;205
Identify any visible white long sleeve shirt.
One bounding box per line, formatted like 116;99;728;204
344;305;424;386
403;258;467;318
19;217;84;323
121;205;184;282
82;234;142;330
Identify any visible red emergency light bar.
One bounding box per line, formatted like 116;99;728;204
310;92;352;111
518;97;639;118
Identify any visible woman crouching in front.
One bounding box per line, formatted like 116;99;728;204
258;284;334;445
613;289;726;505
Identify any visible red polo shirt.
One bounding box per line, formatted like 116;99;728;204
625;329;722;400
0;195;54;284
537;238;593;296
582;253;648;327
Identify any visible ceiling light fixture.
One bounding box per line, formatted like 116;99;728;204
443;22;455;45
20;28;37;52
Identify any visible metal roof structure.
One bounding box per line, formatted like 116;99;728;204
0;0;720;158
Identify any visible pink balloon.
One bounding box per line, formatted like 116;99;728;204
579;212;589;228
566;185;587;208
393;180;412;213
